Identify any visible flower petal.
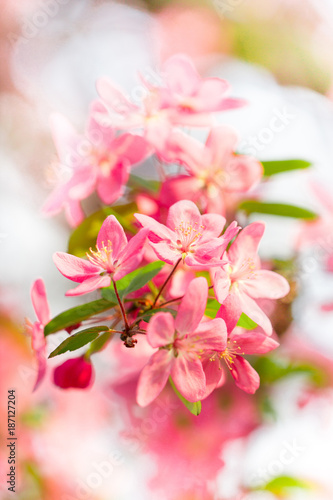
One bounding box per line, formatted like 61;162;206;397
65;275;111;296
175;277;207;335
236;291;273;335
96;164;128;205
229;356;260;394
163;54;200;96
200;213;227;241
31;279;50;325
171;353;206;402
136;349;173;407
134;213;175;242
97;215;128;257
192;318;227;352
228;222;265;267
205;125;238;166
216;294;242;334
212;266;231;303
201;356;225;399
53;252;101;283
166;200;201;232
230;330;279;355
147;312;175;348
241;270;290;300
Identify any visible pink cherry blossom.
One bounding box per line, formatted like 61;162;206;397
25;279;51;391
212;222;290;335
136;277;227;406
95;54;246;151
42;102;150;227
204;298;279;394
159;126;263;214
134;200;240;267
53;356;94;389
53;215;148;296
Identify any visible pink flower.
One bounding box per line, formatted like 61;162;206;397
53;215;148;296
53;356;94;389
42;102;150;226
212;222;290;335
95;54;245;151
25;279;51;391
159;126;263;214
134;200;240;267
204;296;279;394
136;277;227;406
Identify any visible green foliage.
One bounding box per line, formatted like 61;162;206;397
86;330;114;356
44;298;116;336
256;475;313;496
169;378;202;416
101;261;165;302
128;174;160;193
262;159;311;176
238;200;318;220
48;326;109;358
237;313;258;330
254;356;329;386
205;298;220;318
68;204;137;257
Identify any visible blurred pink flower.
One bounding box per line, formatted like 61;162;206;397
212;222;290;335
96;54;245;151
135;200;240;266
53;356;94;389
136;277;227;406
159;126;263;214
25;279;50;391
42;101;150;227
53;215;148;296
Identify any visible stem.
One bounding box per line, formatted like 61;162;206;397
112;278;130;332
152;258;182;307
159;295;183;307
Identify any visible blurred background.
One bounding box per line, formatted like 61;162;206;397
1;1;333;499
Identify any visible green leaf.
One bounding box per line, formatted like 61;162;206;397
169;378;202;416
44;299;116;336
257;475;313;496
205;298;221;319
262;159;311;177
238;200;318;220
68;204;137;258
253;357;329;386
48;326;109;358
128;174;160;193
237;313;258;330
86;330;114;356
101;261;165;302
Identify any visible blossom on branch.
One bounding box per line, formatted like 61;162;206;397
53;215;148;296
212;222;290;335
135;200;240;266
136;277;227;406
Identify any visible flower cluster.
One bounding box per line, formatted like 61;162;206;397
28;54;292;411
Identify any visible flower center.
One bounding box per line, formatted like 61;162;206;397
230;258;256;283
209;340;244;371
174;220;205;253
86;241;114;273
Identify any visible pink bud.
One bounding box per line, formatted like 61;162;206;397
53;356;94;389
